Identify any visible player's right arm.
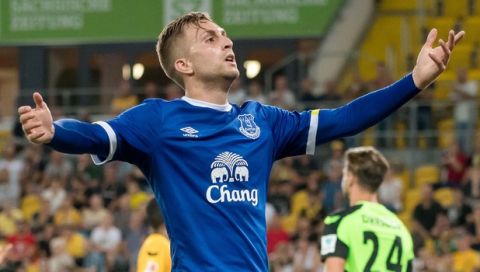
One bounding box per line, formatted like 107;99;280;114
19;92;56;145
18;92;109;156
18;92;150;165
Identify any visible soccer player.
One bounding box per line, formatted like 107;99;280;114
321;146;414;271
137;199;171;272
18;12;463;271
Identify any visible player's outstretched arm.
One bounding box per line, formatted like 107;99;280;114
314;29;464;144
412;29;464;89
18;92;109;156
18;92;54;144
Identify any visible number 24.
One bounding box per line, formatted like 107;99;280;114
363;231;402;272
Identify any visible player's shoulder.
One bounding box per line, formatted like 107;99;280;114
119;98;189;120
240;100;288;121
325;204;363;225
323;204;363;234
239;100;264;111
236;100;272;119
142;233;169;252
142;98;178;109
144;233;169;244
118;98;166;116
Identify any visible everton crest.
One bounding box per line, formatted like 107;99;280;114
238;114;260;140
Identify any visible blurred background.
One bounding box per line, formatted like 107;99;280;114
0;0;480;271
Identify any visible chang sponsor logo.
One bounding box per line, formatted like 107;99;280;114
206;152;258;206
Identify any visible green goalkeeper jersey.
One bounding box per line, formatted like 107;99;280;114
321;201;414;272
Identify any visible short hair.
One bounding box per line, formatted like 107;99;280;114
156;12;212;89
345;146;389;193
146;198;164;230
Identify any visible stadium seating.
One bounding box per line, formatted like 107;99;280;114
433;79;452;100
464;16;480;42
437;118;455;148
346;0;480;85
290;191;309;216
398;211;412;229
378;0;417;12
399;188;422;229
414;164;441;187
433;187;455;207
443;0;469;17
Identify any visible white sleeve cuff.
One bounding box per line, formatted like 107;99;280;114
306;109;319;155
90;121;117;165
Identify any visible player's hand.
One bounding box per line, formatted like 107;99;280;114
0;244;12;265
18;92;55;144
412;28;465;89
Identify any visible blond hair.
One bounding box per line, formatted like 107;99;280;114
156;12;212;89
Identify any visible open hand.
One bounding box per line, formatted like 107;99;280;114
412;29;465;89
18;92;54;144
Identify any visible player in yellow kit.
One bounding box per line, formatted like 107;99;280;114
137;199;171;272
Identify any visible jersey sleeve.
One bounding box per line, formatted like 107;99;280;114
91;102;159;166
260;104;319;159
321;214;349;261
315;74;420;144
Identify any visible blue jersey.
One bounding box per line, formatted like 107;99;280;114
92;97;318;271
50;74;419;271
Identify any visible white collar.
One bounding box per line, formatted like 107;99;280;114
181;96;232;112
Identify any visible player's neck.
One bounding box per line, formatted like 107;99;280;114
184;78;231;105
159;226;168;238
349;186;378;206
153;226;169;238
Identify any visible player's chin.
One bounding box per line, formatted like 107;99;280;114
224;68;240;79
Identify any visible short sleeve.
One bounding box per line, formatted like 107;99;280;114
260;104;319;159
321;215;349;261
91;102;157;166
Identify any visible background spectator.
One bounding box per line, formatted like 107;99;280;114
269;74;296;109
245;80;267;104
111;80;139;114
412;184;446;240
228;78;247;105
450;68;478;152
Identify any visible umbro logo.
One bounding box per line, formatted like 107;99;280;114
181;127;199;138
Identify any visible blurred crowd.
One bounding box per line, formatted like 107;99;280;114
0;141;153;271
0;63;479;271
3;137;480;271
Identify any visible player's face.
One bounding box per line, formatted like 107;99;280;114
184;20;239;83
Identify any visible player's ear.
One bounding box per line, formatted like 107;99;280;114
346;172;355;188
174;58;194;76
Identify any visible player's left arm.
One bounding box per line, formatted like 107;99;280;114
314;29;464;144
321;215;349;270
324;257;345;272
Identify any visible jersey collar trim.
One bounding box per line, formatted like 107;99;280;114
181;96;232;112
